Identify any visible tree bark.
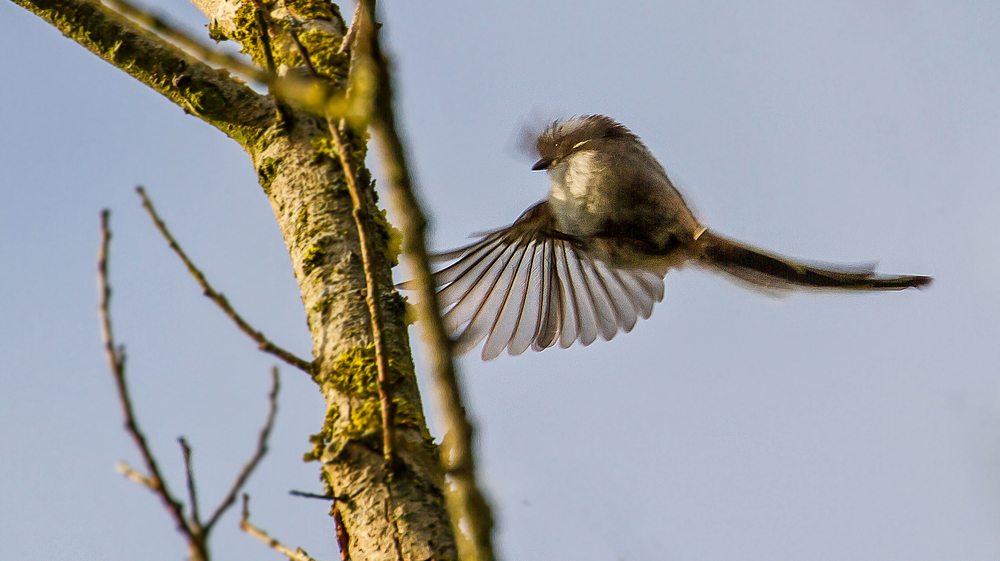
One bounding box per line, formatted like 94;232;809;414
9;0;458;559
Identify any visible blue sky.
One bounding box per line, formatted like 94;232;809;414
2;1;999;559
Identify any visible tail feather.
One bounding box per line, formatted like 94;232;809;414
695;230;931;292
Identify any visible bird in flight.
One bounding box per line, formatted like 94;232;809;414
408;115;931;360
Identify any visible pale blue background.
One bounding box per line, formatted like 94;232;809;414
2;1;998;560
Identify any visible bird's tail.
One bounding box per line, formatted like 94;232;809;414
693;229;931;292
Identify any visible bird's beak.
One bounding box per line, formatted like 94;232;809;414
532;158;553;171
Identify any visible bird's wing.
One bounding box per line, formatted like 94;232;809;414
410;201;665;360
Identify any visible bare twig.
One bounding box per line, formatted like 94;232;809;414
248;0;277;76
205;367;280;531
241;495;320;561
102;207;285;559
329;122;396;465
286;27;321;79
337;1;362;54
98;210;201;556
97;0;349;118
277;17;395;466
116;461;156;488
245;0;295;128
102;0;268;83
179;437;202;528
136;187;314;375
354;3;498;559
289;490;333;500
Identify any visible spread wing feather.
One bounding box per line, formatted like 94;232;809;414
408;201;666;360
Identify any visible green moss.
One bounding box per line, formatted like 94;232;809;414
327;344;410;398
294;28;348;81
304;344;424;461
207;20;229;42
229;3;268;68
305;396;423;462
230;0;348;80
303;405;341;462
302;239;329;276
310;135;335;161
339;397;423;442
310;291;336;316
285;0;337;21
371;208;402;267
257;157;279;194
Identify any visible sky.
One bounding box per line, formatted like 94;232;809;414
2;1;999;560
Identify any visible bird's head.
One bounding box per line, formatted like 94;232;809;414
532;115;637;171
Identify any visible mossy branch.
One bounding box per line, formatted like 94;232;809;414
355;2;498;560
10;0;274;147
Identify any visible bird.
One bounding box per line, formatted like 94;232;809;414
407;115;931;360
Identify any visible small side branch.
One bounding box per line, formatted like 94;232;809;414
330;123;396;465
102;0;267;83
98;210;203;558
179;437;203;529
280;21;395;464
205;367;280;532
136;187;314;375
289;490;334;500
11;0;273;148
100;210;283;561
241;495;321;561
354;2;498;560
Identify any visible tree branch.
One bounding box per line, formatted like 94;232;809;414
40;0;462;556
11;0;274;146
289;21;396;465
136;187;315;374
241;495;321;561
179;437;203;529
333;504;352;561
101;213;284;559
355;3;498;560
98;210;202;557
248;1;397;466
205;366;280;532
103;0;268;83
329;121;396;465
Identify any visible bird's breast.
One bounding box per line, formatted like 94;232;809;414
546;150;604;236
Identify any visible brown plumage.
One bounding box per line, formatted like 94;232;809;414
404;115;931;360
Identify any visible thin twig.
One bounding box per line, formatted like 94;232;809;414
337;1;362;55
136;187;314;375
205;367;280;532
289;490;334;500
99;0;347;118
241;495;320;561
286;27;320;79
329;123;395;465
98;210;197;543
279;17;395;466
355;2;498;559
179;437;202;528
116;461;156;488
102;0;268;83
248;0;277;76
246;0;294;129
